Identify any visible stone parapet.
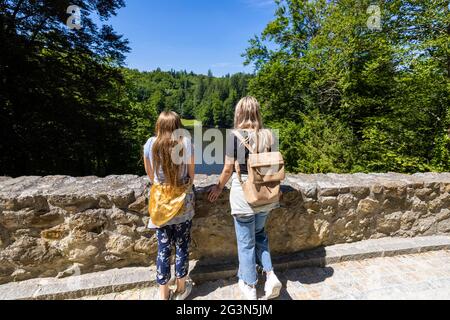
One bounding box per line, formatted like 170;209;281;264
1;173;450;284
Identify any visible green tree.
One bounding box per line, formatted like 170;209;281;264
224;89;239;127
211;91;224;127
269;112;356;173
0;0;132;177
244;0;450;174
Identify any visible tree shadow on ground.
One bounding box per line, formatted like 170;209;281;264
270;246;334;300
189;247;334;300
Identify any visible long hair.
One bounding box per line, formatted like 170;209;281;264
234;96;272;152
234;96;263;130
152;111;184;187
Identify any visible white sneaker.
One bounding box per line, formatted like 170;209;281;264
173;281;193;300
238;280;257;300
264;272;282;300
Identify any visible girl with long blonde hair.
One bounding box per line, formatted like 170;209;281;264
144;111;195;300
208;96;282;300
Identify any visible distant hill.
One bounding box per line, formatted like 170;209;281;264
123;68;252;128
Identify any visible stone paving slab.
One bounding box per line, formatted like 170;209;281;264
1;236;450;300
80;250;450;300
0;267;157;300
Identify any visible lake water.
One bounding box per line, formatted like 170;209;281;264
188;128;227;175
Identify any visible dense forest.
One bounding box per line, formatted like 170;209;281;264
1;0;134;176
1;0;449;177
244;0;450;174
124;68;251;128
0;0;249;176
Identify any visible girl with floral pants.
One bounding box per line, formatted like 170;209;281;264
156;219;192;285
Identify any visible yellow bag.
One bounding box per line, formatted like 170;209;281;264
148;182;193;227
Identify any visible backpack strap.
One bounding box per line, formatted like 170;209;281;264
234;158;244;184
232;130;255;154
232;129;260;185
232;130;246;184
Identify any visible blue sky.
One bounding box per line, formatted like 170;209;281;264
104;0;276;76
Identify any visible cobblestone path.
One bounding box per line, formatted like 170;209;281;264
78;250;450;300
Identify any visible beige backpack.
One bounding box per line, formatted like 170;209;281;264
233;130;285;206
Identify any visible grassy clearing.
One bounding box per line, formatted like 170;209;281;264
181;119;201;129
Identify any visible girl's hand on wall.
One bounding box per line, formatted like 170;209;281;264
208;185;223;202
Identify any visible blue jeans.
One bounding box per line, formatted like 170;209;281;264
155;220;192;285
233;212;274;286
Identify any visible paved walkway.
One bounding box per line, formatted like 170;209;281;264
79;250;450;300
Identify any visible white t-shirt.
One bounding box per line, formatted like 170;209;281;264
143;136;193;184
143;136;195;229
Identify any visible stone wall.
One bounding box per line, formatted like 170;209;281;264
1;173;450;284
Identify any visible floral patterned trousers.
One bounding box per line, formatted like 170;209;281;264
155;219;192;285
